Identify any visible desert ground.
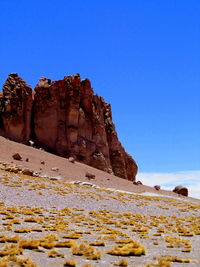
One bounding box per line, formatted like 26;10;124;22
0;136;200;267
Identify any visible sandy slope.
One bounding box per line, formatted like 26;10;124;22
0;136;198;202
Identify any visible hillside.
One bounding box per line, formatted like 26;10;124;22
0;137;200;266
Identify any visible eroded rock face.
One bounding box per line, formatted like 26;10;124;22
0;73;138;180
0;73;33;143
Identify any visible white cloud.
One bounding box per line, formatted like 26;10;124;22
137;170;200;199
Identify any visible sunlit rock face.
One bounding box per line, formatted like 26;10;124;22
0;73;33;143
0;73;138;180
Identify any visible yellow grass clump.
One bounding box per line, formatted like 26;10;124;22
62;233;81;239
24;217;38;223
48;248;64;258
0;259;7;267
14;228;31;233
71;242;101;260
143;260;171;267
4;235;19;243
89;241;105;246
11;255;38;267
107;241;146;256
63;260;77;266
114;259;129;266
156;256;191;263
19;240;40;250
0;243;23;257
55;240;75;248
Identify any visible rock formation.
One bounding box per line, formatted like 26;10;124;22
0;73;32;143
0;73;138;180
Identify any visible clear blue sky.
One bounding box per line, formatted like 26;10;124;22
0;0;199;173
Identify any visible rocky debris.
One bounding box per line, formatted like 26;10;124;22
0;73;138;181
154;185;161;190
21;168;34;176
0;73;33;143
25;158;29;162
51;167;59;172
133;180;143;185
85;172;95;180
40;161;45;165
0;162;34;176
68;157;75;163
5;166;22;173
173;185;188;197
0;162;61;180
12;153;22;161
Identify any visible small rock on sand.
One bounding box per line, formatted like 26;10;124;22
51;167;59;172
85;172;95;180
22;168;33;176
68;157;75;163
133;180;143;185
12;153;22;161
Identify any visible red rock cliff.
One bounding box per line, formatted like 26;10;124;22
0;73;138;180
0;73;33;143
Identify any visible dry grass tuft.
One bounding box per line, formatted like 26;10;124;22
156;256;191;263
71;242;101;260
63;260;77;266
55;240;76;248
0;243;23;257
114;259;129;266
107;240;146;256
0;259;7;267
48;248;64;258
89;241;105;246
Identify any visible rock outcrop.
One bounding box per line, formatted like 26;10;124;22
0;73;33;143
0;73;138;180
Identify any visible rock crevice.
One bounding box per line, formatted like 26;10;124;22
0;73;138;180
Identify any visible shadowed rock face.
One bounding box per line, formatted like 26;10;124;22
0;73;138;180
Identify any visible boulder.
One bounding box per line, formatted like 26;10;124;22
133;180;143;185
12;153;22;161
173;186;188;197
154;185;161;190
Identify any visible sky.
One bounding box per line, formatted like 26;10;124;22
0;1;200;197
